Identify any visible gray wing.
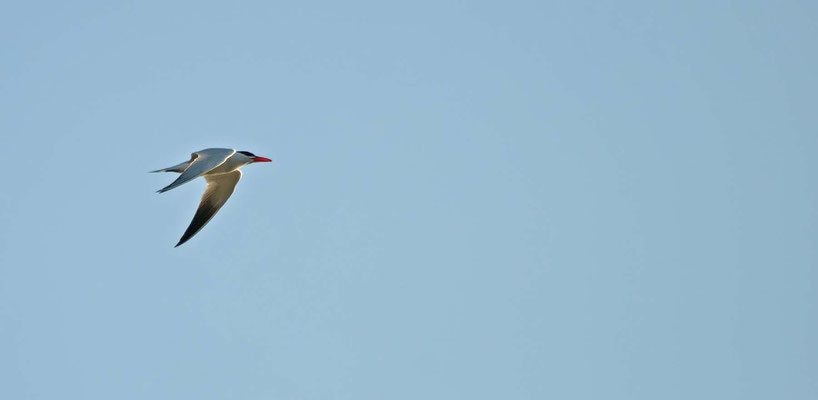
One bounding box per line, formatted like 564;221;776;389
157;148;236;193
175;170;242;247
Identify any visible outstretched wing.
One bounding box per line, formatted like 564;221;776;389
175;170;242;247
157;148;235;193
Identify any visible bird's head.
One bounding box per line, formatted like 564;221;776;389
237;151;272;164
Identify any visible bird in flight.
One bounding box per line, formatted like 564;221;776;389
151;148;272;247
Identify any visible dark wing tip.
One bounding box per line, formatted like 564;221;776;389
175;234;192;247
174;207;211;247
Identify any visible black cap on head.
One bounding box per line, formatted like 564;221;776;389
237;151;256;157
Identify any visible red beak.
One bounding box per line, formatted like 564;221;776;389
252;156;272;163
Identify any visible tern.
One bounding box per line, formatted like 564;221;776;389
151;148;272;247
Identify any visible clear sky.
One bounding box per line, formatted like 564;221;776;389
1;1;816;399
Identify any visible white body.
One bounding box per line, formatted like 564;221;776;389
152;148;269;247
153;148;257;193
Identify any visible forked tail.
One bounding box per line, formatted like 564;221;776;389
149;160;190;173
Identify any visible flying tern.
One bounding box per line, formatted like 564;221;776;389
151;148;272;247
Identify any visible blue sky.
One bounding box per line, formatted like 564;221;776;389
1;1;816;399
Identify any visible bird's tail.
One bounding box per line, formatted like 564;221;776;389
149;160;190;173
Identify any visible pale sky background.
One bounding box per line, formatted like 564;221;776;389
1;1;816;399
